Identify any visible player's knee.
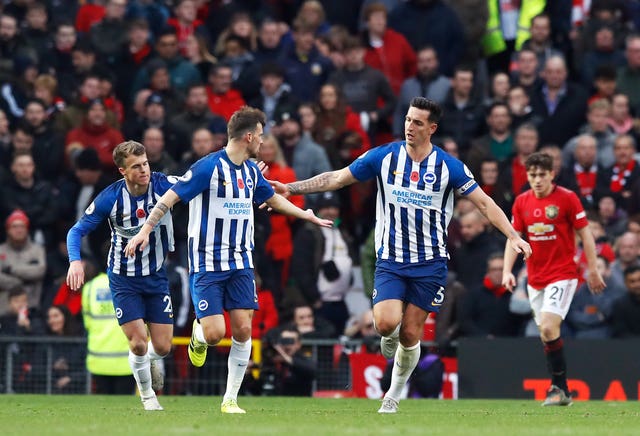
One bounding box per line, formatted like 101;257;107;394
539;324;559;341
129;340;148;356
399;327;421;345
154;342;172;356
231;324;251;342
375;319;398;337
202;325;224;345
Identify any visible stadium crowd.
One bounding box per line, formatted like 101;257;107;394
2;0;640;394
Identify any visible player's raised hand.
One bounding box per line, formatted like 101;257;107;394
66;260;85;291
268;180;290;197
256;160;269;176
304;208;333;228
586;269;606;295
502;271;517;292
510;236;532;260
124;232;149;257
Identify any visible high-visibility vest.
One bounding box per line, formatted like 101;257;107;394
82;273;131;376
482;0;546;56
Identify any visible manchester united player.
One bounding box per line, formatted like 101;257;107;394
503;152;606;406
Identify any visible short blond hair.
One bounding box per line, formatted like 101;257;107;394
113;140;145;168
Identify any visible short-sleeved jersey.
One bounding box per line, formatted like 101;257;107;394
171;150;275;273
511;185;588;289
67;172;175;276
349;142;478;263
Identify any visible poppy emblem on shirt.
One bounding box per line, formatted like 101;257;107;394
136;208;146;218
237;178;245;189
545;205;559;219
410;171;419;182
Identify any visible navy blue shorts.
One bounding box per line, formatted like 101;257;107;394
372;259;448;313
107;269;173;325
190;269;258;319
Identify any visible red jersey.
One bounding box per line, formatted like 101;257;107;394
511;185;587;289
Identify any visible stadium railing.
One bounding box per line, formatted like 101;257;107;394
0;336;400;396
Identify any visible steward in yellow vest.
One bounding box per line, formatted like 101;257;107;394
82;272;133;389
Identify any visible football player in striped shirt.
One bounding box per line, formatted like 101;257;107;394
270;97;532;413
67;141;176;411
124;107;332;413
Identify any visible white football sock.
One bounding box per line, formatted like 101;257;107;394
194;321;207;344
385;342;420;401
223;337;251;402
129;350;153;397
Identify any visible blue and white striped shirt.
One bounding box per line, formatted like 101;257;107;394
171;150;275;273
349;142;478;263
67;172;175;276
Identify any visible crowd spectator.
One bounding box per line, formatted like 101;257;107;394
2;152;58;249
205;62;245;121
510;49;542;97
271;111;332;210
467;102;514;176
249;62;299;133
436;65;484;157
610;265;640;338
0;210;46;315
594;134;640;211
567;255;626;338
530;55;588;147
64;99;124;174
387;0;464;76
45;304;86;393
392;45;450;138
131;27;200;99
143;127;178;176
458;253;528;338
291;192;355;335
361;2;416;95
329;36;396;144
453;210;503;291
616;34;640;111
168;83;220;152
258;134;304;301
609;232;640;291
279;17;333;103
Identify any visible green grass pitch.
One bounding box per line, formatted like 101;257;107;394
1;395;639;436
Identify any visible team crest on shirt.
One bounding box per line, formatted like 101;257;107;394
246;177;253;190
545;205;559;219
237;178;245;189
423;172;436;184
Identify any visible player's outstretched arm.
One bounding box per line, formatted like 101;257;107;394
124;189;180;257
576;226;606;294
265;193;333;228
269;167;358;197
467;188;532;259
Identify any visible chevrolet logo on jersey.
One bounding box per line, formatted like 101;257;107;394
528;222;554;235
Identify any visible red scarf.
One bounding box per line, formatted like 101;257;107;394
575;163;597;198
610;160;636;192
484;276;508;298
